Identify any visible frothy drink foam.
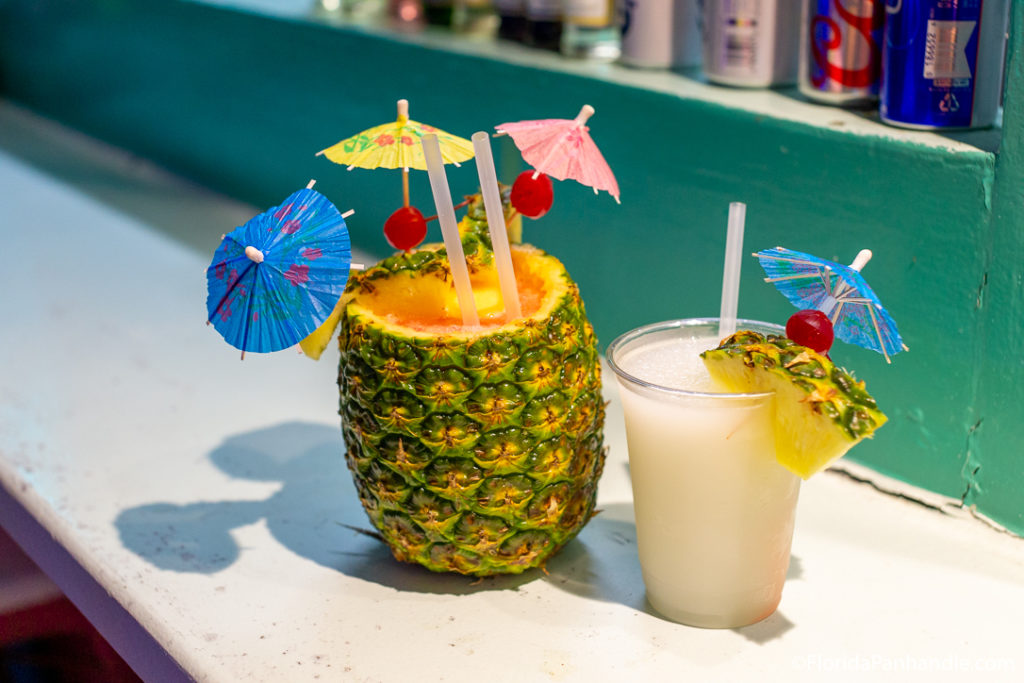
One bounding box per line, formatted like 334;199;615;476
615;335;728;393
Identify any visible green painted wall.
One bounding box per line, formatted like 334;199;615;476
973;3;1024;532
1;0;1020;532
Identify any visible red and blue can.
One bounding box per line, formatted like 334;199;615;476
799;0;885;106
880;0;1009;130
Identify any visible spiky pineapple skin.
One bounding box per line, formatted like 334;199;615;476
702;331;887;478
337;247;605;576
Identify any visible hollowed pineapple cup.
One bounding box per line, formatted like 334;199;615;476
337;244;606;576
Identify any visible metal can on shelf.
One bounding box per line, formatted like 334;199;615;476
880;0;1009;130
700;0;800;87
620;0;701;69
798;0;884;106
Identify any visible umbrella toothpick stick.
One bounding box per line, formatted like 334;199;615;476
850;249;873;271
472;131;522;322
398;99;411;208
833;249;872;300
245;246;265;263
422;134;480;327
834;248;893;363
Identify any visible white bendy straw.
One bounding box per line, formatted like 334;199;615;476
422;134;480;327
718;202;746;338
471;131;522;322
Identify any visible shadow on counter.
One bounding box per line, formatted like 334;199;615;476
115;421;537;595
114;420;800;637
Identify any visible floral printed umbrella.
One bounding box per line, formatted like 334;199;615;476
496;104;619;203
206;183;352;358
317;99;474;207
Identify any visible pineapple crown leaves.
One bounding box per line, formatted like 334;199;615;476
459;182;520;245
345;235;495;298
461;233;497;271
347;185;521;304
464;184;510;222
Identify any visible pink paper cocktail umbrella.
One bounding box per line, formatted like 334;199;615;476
496;104;620;203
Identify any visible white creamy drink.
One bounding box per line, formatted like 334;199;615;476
609;320;800;628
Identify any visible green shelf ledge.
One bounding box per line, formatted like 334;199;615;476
2;0;1022;534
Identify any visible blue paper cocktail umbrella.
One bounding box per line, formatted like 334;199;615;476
754;246;906;362
206;184;352;358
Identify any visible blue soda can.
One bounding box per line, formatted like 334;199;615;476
881;0;1010;129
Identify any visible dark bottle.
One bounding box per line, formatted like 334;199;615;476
525;0;562;51
495;0;527;41
423;0;454;25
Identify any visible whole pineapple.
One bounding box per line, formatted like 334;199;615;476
335;201;605;575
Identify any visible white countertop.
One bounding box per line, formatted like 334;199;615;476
1;103;1022;683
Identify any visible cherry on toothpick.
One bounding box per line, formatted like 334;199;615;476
510;171;554;219
786;309;835;354
383;206;427;251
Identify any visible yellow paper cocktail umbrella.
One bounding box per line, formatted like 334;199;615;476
317;99;475;207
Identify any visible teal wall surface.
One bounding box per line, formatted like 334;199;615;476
973;3;1024;532
1;0;1020;532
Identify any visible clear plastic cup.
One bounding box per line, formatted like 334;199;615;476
607;318;800;628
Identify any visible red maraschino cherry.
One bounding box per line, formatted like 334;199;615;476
786;309;835;354
510;171;554;219
383;206;427;252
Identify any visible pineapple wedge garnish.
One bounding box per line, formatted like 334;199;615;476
702;331;887;479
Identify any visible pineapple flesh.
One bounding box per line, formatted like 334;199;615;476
702;331;886;479
299;184;521;361
337;235;605;575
